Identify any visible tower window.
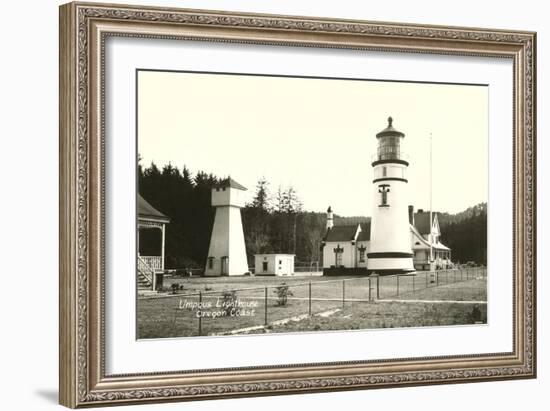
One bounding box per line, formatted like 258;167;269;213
262;261;268;272
378;184;390;207
382;166;387;177
208;257;214;269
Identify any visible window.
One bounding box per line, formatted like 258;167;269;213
262;261;268;272
378;184;390;207
279;260;282;265
358;245;367;263
382;166;387;177
207;257;214;269
334;245;344;266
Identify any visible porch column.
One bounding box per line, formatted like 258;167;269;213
161;223;166;271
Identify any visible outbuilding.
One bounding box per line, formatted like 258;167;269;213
254;254;295;276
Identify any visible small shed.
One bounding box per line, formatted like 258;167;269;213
254;254;295;276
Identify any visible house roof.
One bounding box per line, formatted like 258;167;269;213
324;222;371;242
324;225;359;242
410;222;450;251
376;116;405;138
217;177;247;191
138;194;170;223
357;222;371;241
414;211;436;235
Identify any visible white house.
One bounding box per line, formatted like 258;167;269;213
410;208;452;270
254;254;295;276
204;178;249;276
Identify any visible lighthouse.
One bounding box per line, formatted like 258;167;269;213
204;178;249;276
368;117;415;273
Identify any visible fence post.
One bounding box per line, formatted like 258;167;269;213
198;291;202;336
308;282;312;316
377;275;380;299
396;275;400;296
342;280;346;308
368;277;372;301
264;287;268;326
412;275;415;293
426;271;428;289
436;271;439;287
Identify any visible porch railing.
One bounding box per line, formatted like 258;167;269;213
137;255;156;288
140;255;162;271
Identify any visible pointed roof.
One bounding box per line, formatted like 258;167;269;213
357;222;371;241
218;177;247;191
324;225;359;242
376;116;405;138
324;222;371;242
414;211;441;235
138;194;170;223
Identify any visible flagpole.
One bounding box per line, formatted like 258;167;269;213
429;132;433;268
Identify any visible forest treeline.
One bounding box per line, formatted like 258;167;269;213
138;162;487;269
439;203;488;265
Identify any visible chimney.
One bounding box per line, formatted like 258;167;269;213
408;205;414;225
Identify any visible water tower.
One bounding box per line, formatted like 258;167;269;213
204;178;249;276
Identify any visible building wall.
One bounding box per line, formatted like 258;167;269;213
323;241;356;268
211;186;247;208
255;255;295;275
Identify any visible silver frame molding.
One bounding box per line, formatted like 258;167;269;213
59;2;536;408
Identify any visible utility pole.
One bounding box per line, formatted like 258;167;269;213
429;132;434;270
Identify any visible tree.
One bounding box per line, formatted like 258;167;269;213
250;177;271;212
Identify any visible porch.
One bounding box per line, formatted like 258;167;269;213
138;194;170;290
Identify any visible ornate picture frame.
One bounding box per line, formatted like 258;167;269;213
59;1;536;408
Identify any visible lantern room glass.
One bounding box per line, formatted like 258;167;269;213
377;135;402;161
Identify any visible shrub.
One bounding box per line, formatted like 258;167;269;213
221;290;237;315
170;283;180;294
273;283;293;306
467;304;482;323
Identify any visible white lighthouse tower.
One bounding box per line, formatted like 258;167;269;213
204;178;249;276
368;117;415;273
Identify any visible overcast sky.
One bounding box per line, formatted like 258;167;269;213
138;70;488;216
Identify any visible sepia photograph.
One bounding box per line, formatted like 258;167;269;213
136;69;488;339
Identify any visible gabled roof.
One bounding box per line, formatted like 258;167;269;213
410;223;450;251
217;177;247;191
324;225;360;242
414;211;440;235
324;222;371;242
138;194;170;223
357;222;371;241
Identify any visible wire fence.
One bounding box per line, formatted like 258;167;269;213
137;267;487;338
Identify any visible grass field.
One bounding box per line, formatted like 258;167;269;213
264;301;487;334
137;269;487;339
